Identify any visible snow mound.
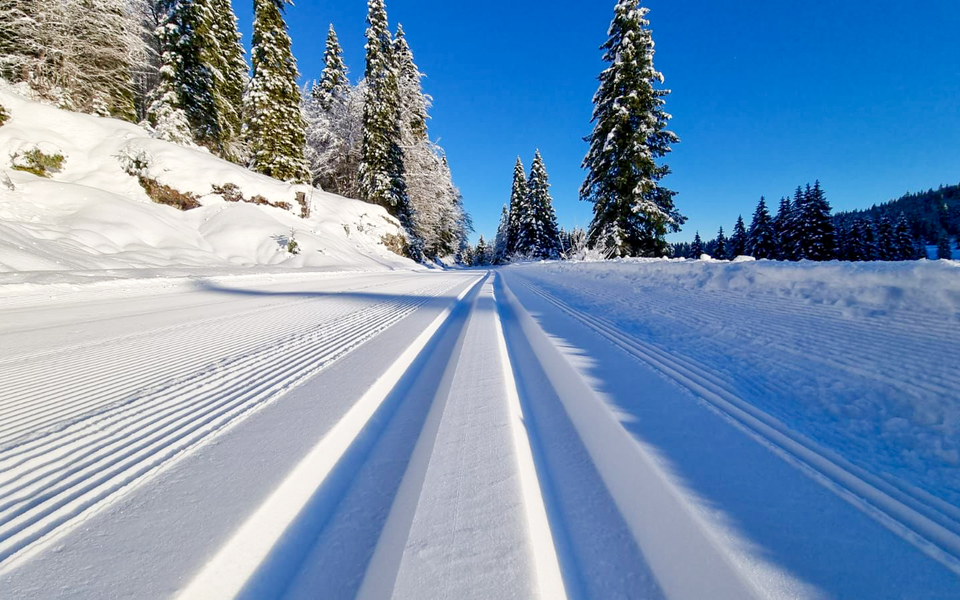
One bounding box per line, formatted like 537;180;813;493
551;257;960;317
0;85;416;274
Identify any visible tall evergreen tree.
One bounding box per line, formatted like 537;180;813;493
507;157;526;255
160;0;246;157
208;0;248;160
747;197;777;259
875;215;896;261
893;212;915;261
937;235;953;260
145;11;194;144
304;26;361;195
493;205;511;265
798;181;836;260
690;231;704;257
858;219;879;261
517;151;561;259
729;215;748;257
313;24;349;111
393;23;458;260
359;0;418;257
393;25;428;144
246;0;309;183
774;197;796;261
581;0;683;257
714;226;727;260
835;222;851;261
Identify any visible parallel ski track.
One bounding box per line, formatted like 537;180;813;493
0;276;431;448
0;276;461;568
522;275;960;407
514;277;960;575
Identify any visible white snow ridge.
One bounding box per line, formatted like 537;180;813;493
1;89;959;599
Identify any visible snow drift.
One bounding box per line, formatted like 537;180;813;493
0;85;416;274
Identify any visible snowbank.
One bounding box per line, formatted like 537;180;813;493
0;85;416;274
535;257;960;318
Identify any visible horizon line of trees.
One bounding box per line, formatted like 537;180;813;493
674;182;959;262
0;0;470;263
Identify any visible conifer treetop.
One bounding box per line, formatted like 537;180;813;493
582;0;683;258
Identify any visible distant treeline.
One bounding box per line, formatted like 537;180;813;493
674;182;960;261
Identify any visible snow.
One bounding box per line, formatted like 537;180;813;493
0;84;416;273
0;262;959;597
504;258;960;508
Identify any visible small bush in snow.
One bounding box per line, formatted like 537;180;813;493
287;230;300;255
381;233;409;258
210;184;295;212
137;176;200;211
0;104;8;127
11;148;66;177
117;147;152;178
211;183;244;203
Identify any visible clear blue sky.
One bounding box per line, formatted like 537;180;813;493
234;0;960;243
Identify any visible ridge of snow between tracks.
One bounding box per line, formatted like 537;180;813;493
176;275;485;600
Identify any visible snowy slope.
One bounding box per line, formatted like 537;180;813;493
0;84;416;273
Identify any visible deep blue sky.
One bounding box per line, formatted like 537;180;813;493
234;0;960;243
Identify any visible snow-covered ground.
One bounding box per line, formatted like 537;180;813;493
0;85;414;274
0;259;958;598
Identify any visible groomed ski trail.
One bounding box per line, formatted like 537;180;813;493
1;267;958;598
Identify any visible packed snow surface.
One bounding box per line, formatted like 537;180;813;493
512;258;960;505
0;84;415;273
1;258;958;598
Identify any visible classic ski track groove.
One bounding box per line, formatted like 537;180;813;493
176;275;487;599
0;276;438;448
0;277;461;570
0;276;403;367
553;279;960;395
516;278;960;575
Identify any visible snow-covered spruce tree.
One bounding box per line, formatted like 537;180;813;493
493;205;511;264
714;226;727;260
473;235;490;266
160;1;217;145
153;0;247;157
359;0;420;258
144;20;194;145
304;25;363;196
857;219;879;261
729;215;748;258
394;26;428;145
775;196;799;261
937;235;953;260
393;24;464;260
507;157;526;256
313;24;349;111
246;0;309;183
747;197;777;259
690;231;704;257
208;0;249;161
581;0;683;258
797;181;836;261
892;213;914;261
875;215;896;261
517;151;561;259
